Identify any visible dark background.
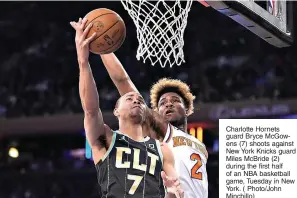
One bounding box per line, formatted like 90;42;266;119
0;1;296;198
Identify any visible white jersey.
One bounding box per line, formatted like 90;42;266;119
164;125;208;198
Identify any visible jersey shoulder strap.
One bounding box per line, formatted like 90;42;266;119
154;139;164;165
95;130;117;166
163;124;173;143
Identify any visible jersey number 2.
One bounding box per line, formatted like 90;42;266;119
190;153;203;180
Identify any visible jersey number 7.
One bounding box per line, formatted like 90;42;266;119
190;153;203;180
127;174;143;195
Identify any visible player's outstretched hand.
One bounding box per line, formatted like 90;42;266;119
70;18;97;64
161;171;184;198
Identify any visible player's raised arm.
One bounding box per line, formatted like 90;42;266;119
100;53;139;96
161;143;184;198
100;53;169;139
143;108;170;141
70;18;112;164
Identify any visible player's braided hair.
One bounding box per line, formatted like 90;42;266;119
150;78;195;116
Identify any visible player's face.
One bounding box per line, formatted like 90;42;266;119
158;92;187;123
116;91;146;123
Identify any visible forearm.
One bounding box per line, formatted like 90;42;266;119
100;53;138;95
162;143;182;198
101;53;128;81
164;165;180;198
79;60;100;113
79;60;105;147
145;109;168;140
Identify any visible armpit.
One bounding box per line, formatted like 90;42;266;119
97;134;107;149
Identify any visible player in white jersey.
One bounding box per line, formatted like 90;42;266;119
163;126;208;198
150;78;208;198
99;53;208;198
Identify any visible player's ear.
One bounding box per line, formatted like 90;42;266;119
113;108;119;117
185;108;189;116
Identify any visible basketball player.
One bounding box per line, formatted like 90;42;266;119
99;53;208;198
70;18;183;198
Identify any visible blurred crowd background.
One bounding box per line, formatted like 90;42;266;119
0;1;296;198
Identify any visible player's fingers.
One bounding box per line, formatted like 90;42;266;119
174;186;184;198
84;32;97;44
168;176;177;183
80;17;88;29
78;17;82;24
70;21;78;30
161;171;168;182
70;21;83;44
82;22;94;39
174;192;181;198
74;18;84;34
178;189;184;198
176;185;182;192
174;180;180;187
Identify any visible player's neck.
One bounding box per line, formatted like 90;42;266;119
171;119;187;132
119;121;144;141
178;124;187;132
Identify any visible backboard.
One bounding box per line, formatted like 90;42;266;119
199;0;294;48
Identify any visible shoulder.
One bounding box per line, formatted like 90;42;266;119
185;131;207;148
163;124;174;142
164;124;188;143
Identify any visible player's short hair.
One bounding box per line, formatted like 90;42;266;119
150;78;195;115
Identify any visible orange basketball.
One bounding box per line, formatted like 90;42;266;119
84;8;126;54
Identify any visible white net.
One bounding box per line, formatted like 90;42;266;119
121;0;193;68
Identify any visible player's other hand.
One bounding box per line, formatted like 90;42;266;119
70;18;97;64
161;171;184;198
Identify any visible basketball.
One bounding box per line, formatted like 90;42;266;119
84;8;126;54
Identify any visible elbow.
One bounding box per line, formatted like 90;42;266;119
82;102;100;117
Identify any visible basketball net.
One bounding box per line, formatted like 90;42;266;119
121;0;193;68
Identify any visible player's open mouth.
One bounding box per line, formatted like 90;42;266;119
165;109;174;115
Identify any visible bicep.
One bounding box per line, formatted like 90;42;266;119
84;110;105;147
85;112;114;164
